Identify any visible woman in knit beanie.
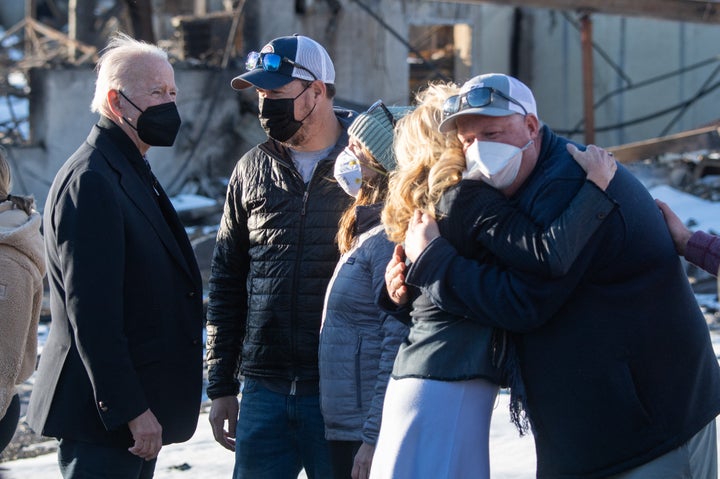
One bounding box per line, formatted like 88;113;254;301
0;148;45;454
319;101;412;479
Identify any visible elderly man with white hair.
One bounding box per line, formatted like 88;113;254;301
27;32;204;479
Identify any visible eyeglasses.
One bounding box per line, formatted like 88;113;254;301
368;99;396;126
245;51;318;81
442;86;527;120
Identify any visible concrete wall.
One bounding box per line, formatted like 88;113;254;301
243;0;510;106
9;0;508;209
10;1;720;207
528;9;720;148
12;66;250;208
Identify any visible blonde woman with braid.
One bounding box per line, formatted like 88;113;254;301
370;83;617;479
0;149;45;454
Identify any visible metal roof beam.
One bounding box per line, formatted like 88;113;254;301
450;0;720;24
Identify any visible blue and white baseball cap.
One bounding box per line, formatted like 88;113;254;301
231;34;335;90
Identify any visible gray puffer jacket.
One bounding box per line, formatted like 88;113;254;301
319;204;409;445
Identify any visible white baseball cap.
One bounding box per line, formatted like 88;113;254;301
439;73;538;133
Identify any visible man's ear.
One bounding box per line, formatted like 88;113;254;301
310;80;325;100
107;89;123;117
525;113;540;138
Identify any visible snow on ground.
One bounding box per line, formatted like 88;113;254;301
1;183;719;478
0;395;537;479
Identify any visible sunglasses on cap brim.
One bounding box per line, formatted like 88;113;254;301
245;51;318;81
442;86;528;120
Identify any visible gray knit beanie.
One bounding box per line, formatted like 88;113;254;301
348;103;413;172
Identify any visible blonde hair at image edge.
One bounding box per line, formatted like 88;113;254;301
0;149;35;215
382;82;466;245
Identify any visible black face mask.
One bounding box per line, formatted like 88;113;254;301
120;91;182;147
258;83;315;143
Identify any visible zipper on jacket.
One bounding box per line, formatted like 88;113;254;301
355;337;363;408
290;183;312;381
289;158;333;382
301;190;309;216
268;147;332;384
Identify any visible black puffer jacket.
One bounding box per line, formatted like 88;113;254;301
206;110;354;399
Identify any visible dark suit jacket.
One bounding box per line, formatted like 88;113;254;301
27;117;204;447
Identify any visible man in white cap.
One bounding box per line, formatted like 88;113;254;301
386;73;720;478
205;34;355;478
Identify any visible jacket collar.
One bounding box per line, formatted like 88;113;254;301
355;202;383;235
88;118;200;287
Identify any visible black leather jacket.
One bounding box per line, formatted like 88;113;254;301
206;110;354;399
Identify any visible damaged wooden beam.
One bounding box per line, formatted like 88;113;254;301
607;122;720;163
0;17;98;68
448;0;720;25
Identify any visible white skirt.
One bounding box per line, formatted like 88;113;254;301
370;377;499;479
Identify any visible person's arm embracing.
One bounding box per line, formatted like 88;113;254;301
655;199;693;256
403;206;612;332
452;144;617;278
656;198;720;277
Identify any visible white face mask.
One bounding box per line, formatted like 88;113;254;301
334;148;363;198
463;140;533;190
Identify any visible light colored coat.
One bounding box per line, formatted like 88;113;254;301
0;201;45;418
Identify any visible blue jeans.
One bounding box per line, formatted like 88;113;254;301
58;438;157;479
233;378;332;479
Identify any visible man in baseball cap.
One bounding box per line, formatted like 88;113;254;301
228;34;340;145
207;34;356;478
231;34;335;91
388;72;720;479
438;72;537;133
